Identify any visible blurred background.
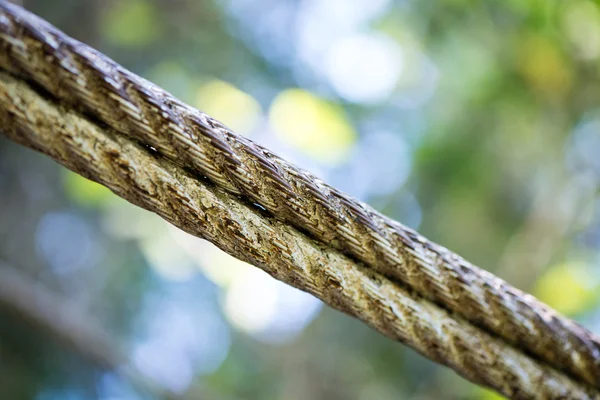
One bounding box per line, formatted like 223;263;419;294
1;0;600;398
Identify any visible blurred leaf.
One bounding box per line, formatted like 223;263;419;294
269;89;356;165
101;0;162;47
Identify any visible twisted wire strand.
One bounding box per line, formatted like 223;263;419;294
0;1;599;388
1;71;598;400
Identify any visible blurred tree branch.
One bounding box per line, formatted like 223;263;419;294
0;261;177;400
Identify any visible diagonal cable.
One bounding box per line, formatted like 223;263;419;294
0;71;598;399
0;0;599;390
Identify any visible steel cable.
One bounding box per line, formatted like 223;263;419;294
0;0;599;390
1;71;598;399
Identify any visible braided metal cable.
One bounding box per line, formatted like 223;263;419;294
1;71;599;399
0;1;599;389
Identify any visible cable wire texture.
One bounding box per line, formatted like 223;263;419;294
1;70;599;399
0;0;599;393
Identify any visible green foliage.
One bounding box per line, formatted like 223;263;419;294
100;0;162;47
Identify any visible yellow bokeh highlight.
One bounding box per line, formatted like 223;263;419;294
196;80;262;135
518;35;572;99
269;89;357;165
62;170;113;208
534;262;598;315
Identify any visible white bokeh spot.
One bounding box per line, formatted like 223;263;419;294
326;33;403;104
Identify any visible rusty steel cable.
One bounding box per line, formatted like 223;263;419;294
0;0;599;391
1;71;599;399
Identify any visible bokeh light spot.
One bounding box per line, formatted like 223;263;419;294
141;234;197;282
35;212;100;275
326;33;403;104
534;262;599;315
270;89;356;164
224;266;322;343
567;117;600;178
225;268;279;334
133;301;230;393
196;80;262;135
